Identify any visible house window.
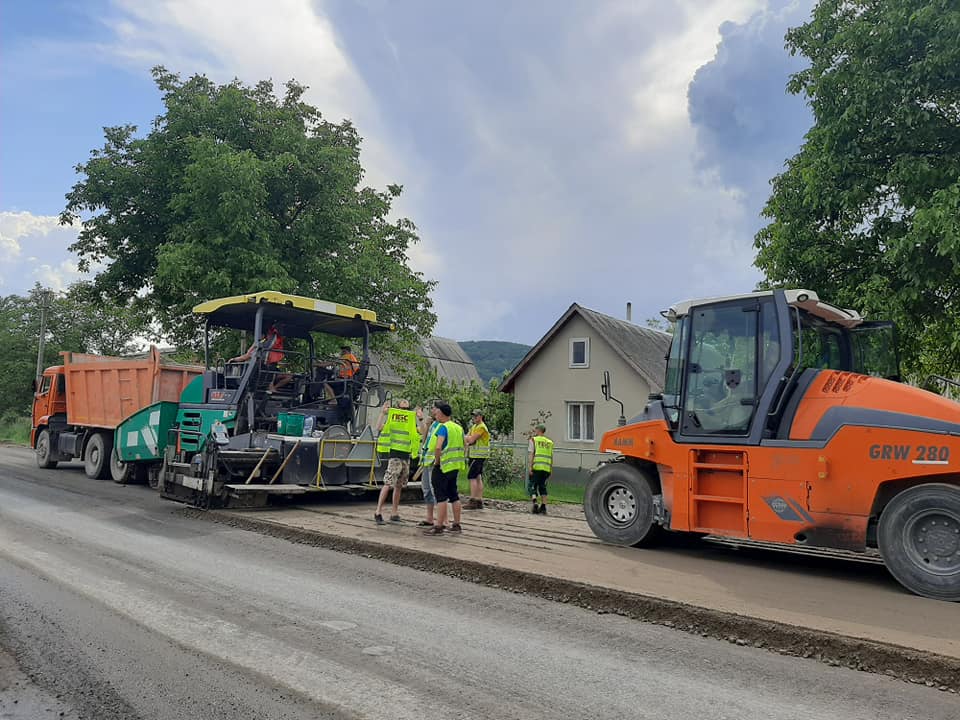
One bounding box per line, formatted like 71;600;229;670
567;402;595;442
569;338;590;368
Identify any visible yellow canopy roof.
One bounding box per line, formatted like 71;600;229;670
193;291;394;338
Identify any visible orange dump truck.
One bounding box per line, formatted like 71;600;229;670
31;347;201;483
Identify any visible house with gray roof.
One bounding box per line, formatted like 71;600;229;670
499;303;671;481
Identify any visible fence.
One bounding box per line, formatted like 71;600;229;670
491;442;605;486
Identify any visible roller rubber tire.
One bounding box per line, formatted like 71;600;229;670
878;483;960;601
584;462;662;547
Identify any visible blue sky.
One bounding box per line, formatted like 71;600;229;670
0;0;813;343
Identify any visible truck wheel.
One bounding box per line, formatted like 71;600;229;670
878;483;960;601
36;430;58;469
584;463;662;547
147;465;161;490
84;432;113;480
110;448;133;484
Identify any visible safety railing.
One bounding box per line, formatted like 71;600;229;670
315;437;379;489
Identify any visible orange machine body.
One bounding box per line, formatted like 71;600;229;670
600;371;960;551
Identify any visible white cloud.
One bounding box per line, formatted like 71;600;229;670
0;210;63;242
622;0;765;149
0;211;85;293
0;235;20;264
107;1;353;112
88;0;779;341
31;260;85;291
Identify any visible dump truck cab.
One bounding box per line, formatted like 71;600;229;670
31;367;67;447
586;289;960;601
149;290;395;507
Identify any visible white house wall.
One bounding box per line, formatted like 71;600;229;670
510;314;654;474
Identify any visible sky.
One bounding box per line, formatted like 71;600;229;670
0;0;814;344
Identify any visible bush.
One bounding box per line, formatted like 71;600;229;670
484;445;524;488
0;412;31;445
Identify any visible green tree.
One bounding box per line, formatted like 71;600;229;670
755;0;960;378
399;362;514;436
0;293;42;422
457;341;531;383
61;67;435;348
645;317;673;334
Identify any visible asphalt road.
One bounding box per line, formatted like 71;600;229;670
0;445;955;720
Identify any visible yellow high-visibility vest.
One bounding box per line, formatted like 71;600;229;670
439;421;466;474
378;408;417;455
532;435;554;473
376;427;391;454
420;421;440;464
467;421;490;458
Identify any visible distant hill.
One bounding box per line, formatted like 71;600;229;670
459;341;531;384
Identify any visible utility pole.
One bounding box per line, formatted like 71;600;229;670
35;290;52;386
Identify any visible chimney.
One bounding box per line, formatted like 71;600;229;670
626;302;632;322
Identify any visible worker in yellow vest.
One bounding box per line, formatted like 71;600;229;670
416;404;441;528
374;399;418;524
527;423;554;514
463;408;491;510
424;401;465;535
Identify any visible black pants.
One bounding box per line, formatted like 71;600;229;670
527;470;549;497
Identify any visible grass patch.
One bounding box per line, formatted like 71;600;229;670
457;477;584;504
0;414;31;445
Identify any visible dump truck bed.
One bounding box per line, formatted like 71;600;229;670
62;347;201;429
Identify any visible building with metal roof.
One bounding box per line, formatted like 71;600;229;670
368;336;482;392
499;303;672;481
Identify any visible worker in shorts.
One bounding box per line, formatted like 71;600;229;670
463;408;490;509
527;423;554;514
374;399;418;524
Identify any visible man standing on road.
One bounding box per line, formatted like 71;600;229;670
374;399;418;525
424;401;465;535
463;409;490;510
527;423;554;515
415;404;441;528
